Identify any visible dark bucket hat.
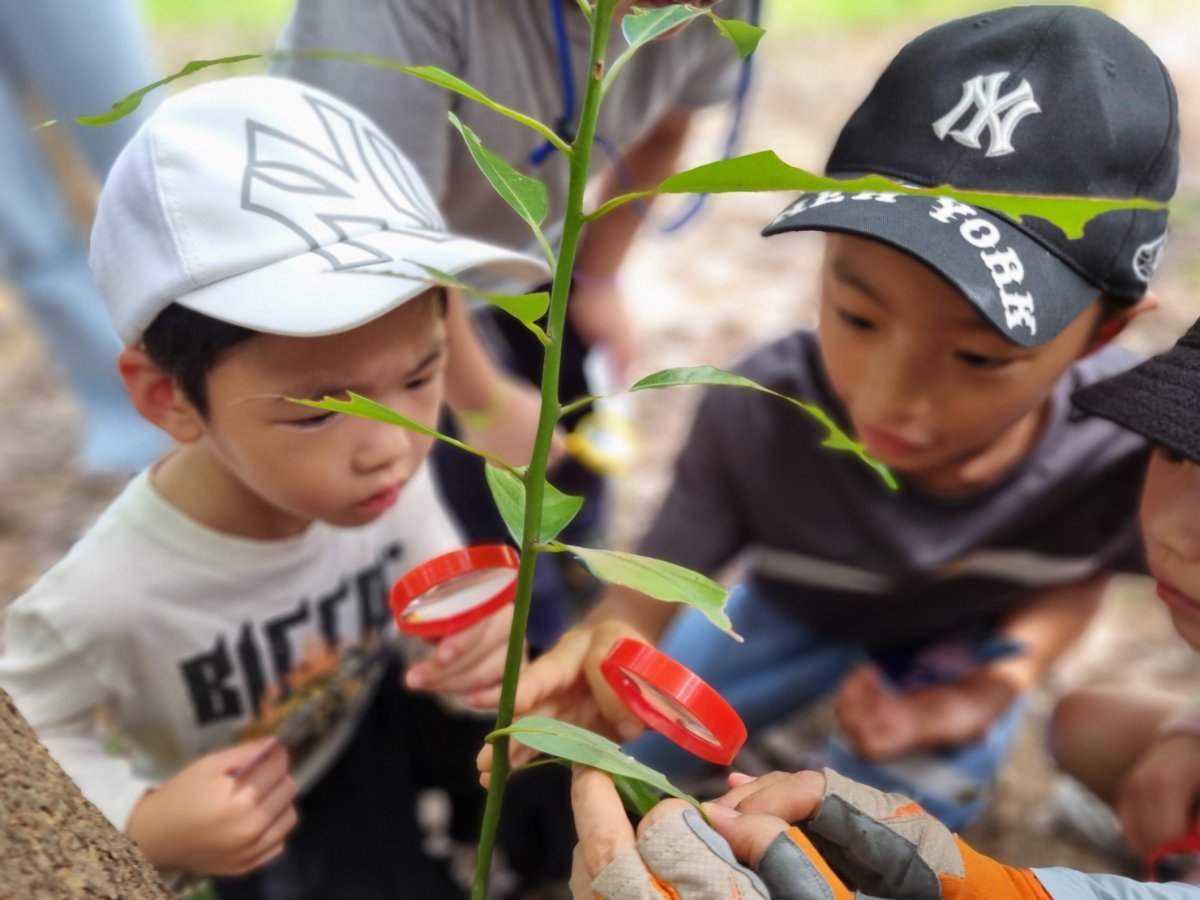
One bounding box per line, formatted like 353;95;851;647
1073;318;1200;464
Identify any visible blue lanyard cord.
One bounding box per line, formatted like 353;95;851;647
529;0;762;232
529;0;577;166
659;0;761;233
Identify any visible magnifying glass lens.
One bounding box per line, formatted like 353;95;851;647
401;567;517;622
390;544;520;639
621;668;718;745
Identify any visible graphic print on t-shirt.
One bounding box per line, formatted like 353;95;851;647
177;541;403;759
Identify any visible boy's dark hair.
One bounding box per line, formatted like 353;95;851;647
142;303;257;417
141;288;449;416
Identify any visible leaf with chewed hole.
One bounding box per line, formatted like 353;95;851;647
295;392;510;471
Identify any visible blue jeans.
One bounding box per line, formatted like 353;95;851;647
0;1;169;474
625;585;1027;831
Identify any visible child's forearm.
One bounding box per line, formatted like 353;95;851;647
987;571;1110;695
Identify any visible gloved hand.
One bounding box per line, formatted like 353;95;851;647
709;767;1053;900
571;764;853;899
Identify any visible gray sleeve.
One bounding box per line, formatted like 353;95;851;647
1033;868;1200;899
272;0;460;200
636;388;747;577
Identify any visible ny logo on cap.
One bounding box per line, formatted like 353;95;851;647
242;93;448;271
932;72;1041;158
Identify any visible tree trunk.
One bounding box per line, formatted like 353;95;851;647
0;688;170;898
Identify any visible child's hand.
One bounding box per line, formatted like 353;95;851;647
1117;733;1200;856
404;601;519;701
833;664;1014;761
126;740;297;876
475;620;648;782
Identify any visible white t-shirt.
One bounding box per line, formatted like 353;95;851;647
0;462;460;830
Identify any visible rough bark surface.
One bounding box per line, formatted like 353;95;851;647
0;688;170;899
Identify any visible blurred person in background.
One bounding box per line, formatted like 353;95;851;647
0;0;169;476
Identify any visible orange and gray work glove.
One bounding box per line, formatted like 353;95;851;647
785;768;1051;900
583;804;853;900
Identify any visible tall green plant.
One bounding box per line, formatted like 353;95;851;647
74;3;1167;897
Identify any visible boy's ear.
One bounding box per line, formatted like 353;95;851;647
1086;292;1159;354
118;347;205;444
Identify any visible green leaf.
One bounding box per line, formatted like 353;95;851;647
612;772;666;818
408;262;549;340
488;716;697;807
294;392;510;469
706;14;765;60
658;151;1166;240
76;54;263;125
484;466;585;545
560;545;737;638
630;366;897;489
620;6;705;48
585;190;653;222
448;112;549;230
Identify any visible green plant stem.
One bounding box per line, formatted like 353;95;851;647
470;2;617;897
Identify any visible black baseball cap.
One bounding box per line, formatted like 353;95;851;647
763;6;1178;347
1073;318;1200;465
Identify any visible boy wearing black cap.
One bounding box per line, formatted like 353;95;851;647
501;5;1179;830
568;320;1200;900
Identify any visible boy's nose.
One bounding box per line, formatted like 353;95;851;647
353;419;412;474
861;349;933;424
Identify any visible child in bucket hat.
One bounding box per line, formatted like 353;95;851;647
499;5;1179;832
0;74;547;898
1051;320;1200;882
565;321;1200;900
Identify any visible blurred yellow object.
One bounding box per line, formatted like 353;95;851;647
565;408;640;475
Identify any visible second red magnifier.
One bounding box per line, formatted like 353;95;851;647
390;544;519;639
600;637;747;765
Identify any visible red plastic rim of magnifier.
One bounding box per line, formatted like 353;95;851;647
390;544;519;639
1146;830;1200;882
599;638;747;765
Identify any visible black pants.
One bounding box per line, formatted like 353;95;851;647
213;659;488;900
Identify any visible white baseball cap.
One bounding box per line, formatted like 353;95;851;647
91;75;551;344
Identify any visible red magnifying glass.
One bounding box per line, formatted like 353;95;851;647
599;637;747;765
1147;830;1200;884
390;544;520;639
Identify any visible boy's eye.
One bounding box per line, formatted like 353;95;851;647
836;308;875;331
406;374;434;391
293;411;335;428
955;350;1009;370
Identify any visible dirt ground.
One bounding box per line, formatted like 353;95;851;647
2;0;1199;885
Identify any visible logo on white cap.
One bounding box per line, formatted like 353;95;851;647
243;93;449;271
932;72;1041;158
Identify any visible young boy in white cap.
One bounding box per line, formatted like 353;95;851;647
498;4;1179;831
0;75;548;898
